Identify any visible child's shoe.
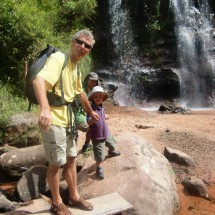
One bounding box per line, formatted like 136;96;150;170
96;167;105;179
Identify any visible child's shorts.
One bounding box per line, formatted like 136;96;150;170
92;136;116;162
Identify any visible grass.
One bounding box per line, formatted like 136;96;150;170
0;82;36;128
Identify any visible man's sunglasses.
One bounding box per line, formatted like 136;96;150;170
75;38;92;50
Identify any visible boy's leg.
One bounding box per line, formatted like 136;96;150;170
92;140;105;179
105;136;121;157
82;131;91;153
77;121;92;153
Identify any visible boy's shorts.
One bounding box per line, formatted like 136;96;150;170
41;125;77;166
92;136;116;162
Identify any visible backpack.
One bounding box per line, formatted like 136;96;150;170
25;44;69;111
25;44;79;142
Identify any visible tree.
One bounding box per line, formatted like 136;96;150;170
0;0;97;93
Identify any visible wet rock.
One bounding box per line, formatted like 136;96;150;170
159;104;192;114
0;145;46;177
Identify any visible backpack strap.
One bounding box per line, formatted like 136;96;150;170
67;64;81;143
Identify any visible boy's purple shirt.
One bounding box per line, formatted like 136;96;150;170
87;102;110;140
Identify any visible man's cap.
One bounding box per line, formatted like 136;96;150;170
88;72;98;81
88;86;108;102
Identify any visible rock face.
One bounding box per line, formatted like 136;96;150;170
96;66;180;103
77;133;180;215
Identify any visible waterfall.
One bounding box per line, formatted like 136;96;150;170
104;0;144;106
95;0;215;108
171;0;215;107
108;0;139;65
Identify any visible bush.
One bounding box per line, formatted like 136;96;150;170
0;82;35;127
0;0;97;91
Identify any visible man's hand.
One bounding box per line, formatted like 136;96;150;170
33;76;52;131
77;92;99;121
87;111;99;126
38;108;51;131
90;111;99;121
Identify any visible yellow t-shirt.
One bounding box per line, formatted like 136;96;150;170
37;51;83;128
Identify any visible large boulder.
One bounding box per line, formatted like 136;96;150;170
76;133;179;215
1;112;41;148
15;165;49;202
0;145;46;177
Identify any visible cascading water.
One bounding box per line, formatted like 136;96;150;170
108;0;139;64
171;0;215;107
105;0;143;106
96;0;215;108
98;0;180;108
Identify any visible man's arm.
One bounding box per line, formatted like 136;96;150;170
87;117;96;126
33;76;52;131
77;92;99;121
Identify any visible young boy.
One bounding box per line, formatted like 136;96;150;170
87;86;121;179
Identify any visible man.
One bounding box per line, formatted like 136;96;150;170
33;29;98;215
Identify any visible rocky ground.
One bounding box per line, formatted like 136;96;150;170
93;101;215;215
1;100;215;214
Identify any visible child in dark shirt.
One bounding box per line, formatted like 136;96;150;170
87;86;120;179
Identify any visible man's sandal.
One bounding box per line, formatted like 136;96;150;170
69;196;94;211
50;202;73;215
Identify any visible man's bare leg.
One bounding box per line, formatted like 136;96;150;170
64;156;94;210
63;157;79;200
47;164;62;205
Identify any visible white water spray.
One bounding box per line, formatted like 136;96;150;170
171;0;215;107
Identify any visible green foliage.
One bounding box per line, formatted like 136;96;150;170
79;55;94;81
0;0;60;89
0;81;36;128
0;0;97;94
58;0;97;31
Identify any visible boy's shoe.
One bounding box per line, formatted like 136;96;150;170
96;167;105;179
108;150;121;157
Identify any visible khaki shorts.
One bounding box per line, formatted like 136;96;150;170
41;125;77;166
